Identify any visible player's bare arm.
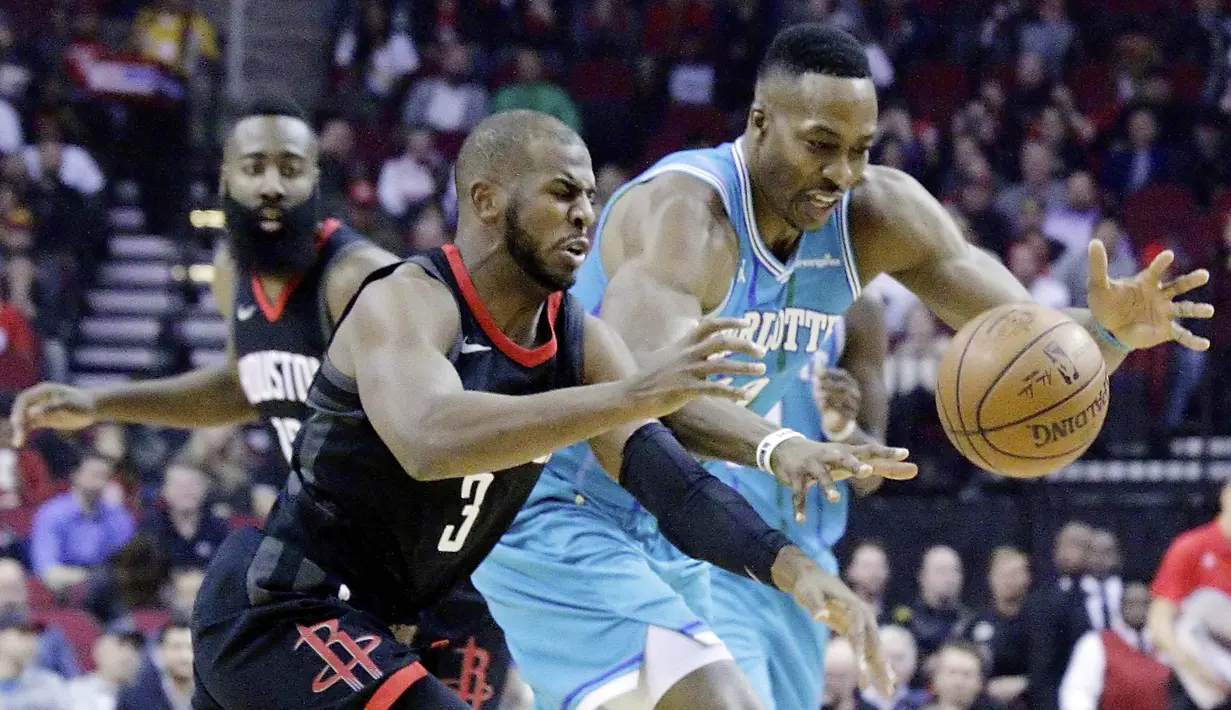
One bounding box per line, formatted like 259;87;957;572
851;165;1213;370
337;264;766;481
580;312;895;696
9;242;259;446
322;243;401;324
824;293;889;496
599;172;914;517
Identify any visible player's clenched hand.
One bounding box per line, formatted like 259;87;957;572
1086;240;1214;351
813;368;861;423
771;546;895;697
623;317;767;419
9;383;97;448
769;438;916;520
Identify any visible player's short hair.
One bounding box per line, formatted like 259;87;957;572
758;23;872;81
454;109;583;196
233;95;309;125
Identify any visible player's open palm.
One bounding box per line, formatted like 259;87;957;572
624;316;767;418
1086;239;1214;351
772;547;895;697
9;383;97;448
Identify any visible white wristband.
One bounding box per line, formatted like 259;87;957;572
822;418;857;443
756;428;805;476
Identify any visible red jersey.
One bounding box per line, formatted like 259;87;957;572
1152;521;1231;602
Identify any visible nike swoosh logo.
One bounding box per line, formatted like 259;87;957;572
460;340;491;354
236;305;257;321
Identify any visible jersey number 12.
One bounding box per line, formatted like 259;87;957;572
437;473;494;553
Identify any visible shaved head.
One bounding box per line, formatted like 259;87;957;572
455;110;584;197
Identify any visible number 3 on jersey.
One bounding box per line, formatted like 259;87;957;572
437;453;550;553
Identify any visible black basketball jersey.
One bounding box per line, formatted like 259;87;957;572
231;218;368;463
262;245;587;624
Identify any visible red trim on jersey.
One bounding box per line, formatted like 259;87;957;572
441;243;562;368
364;661;428;710
251;219;343;322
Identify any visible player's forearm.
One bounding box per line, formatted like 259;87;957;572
660;397;776;467
1146;598;1180;656
402;383;658;481
1064;309;1129;373
94;364;259;428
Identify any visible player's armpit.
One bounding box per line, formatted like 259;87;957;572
322;244;401;326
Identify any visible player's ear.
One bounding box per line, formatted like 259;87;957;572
469;180;506;224
748;104;767;137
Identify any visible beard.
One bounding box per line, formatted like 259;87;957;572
505;200;575;292
223;191;322;276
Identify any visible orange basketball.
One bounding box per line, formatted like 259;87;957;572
934;303;1110;478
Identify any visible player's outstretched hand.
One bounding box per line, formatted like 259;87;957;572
771;546;895;697
1086;239;1214;352
770;438;916;520
9;383;97;448
623;316;767;419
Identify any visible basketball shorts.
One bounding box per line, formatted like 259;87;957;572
191;527;469;710
471;495;719;710
417;582;513;710
708;558;835;710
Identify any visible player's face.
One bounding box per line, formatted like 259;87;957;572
747;73;878;232
503;140;596;292
221;116;322;275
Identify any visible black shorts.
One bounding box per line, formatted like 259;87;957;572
417;583;512;710
191;527;469;710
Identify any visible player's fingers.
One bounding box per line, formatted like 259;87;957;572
826;451;874;481
1143;248;1175;286
1171;322;1211;351
1162;269;1211;298
1087;239;1111;289
807;460;841;507
791;476;810;524
869;460;919;480
862;618;896;697
1171;301;1214;319
850;444;912;462
693;333;767;361
689;317;753;343
698;381;752;401
9;387;52;448
692;357;766;378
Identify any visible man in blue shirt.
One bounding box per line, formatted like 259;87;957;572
29;450;134;593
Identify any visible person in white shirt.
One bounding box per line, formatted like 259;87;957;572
67;630;143;710
1082;529;1124;631
377;126;440;222
1059;582;1169;710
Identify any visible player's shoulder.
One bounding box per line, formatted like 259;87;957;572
607;169;736;259
849;165;963;264
346;260;460;342
323;235;402;325
1170;521;1223;556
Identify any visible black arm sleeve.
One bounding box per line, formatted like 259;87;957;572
618;422;791;585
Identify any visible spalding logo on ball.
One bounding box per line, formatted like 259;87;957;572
934;302;1109;478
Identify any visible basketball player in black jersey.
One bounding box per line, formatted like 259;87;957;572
6;99;516;707
183;110;908;709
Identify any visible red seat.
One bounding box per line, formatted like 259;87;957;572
1211;189;1231;222
904;61;969;125
1172;60;1205;104
1122;184;1196;249
1067;62;1119;116
228;513;263;531
130;607;170;636
37;609;100;671
568;58;634;102
25;576;54;611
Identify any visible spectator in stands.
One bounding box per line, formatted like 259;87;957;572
66;630;143;710
1017;0;1075;78
1008;53;1055;121
1006;237;1071;310
1026;522;1095;710
377;126;441;226
956;175;1012;258
1043;171;1102;258
713;0;773;112
0;611;66;709
490;47;581;132
967;547;1031;710
116;618;191;710
130;0;219;75
332;0;420;107
317;118;363;223
0;266;42;393
846;539;893;623
1184;114;1231;206
1052;218;1139;309
0;98;20;156
1101;107;1177;201
30;451;134;594
666;33;717;107
84;533;170;625
594;164;629;212
1148;476;1231;710
864;626;931;710
824;635;878;710
401;40;488;141
1082;530;1124;631
139;461;226;571
996;142;1067;230
1060;581;1167;710
168;567;202;619
925;642;1004;710
895;546;973;660
0;558;77;678
22;124;104;198
407;202;449;255
175;427;255;519
572;0;640;58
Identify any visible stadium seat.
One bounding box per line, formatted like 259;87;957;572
1122;184;1196;250
904;61;969;125
130;607;171;636
37;609;100;671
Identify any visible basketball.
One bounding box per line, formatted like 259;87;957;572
934;303;1110;478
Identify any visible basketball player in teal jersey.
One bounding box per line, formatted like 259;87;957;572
471;23;1214;710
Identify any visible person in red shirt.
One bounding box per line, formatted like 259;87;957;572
1149;477;1231;710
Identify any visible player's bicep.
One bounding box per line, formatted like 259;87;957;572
323;245;401;325
581;315;654;477
602;259;707;354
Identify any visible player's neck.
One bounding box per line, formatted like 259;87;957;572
748;180;802;263
455;239;553;348
253;272;293;303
